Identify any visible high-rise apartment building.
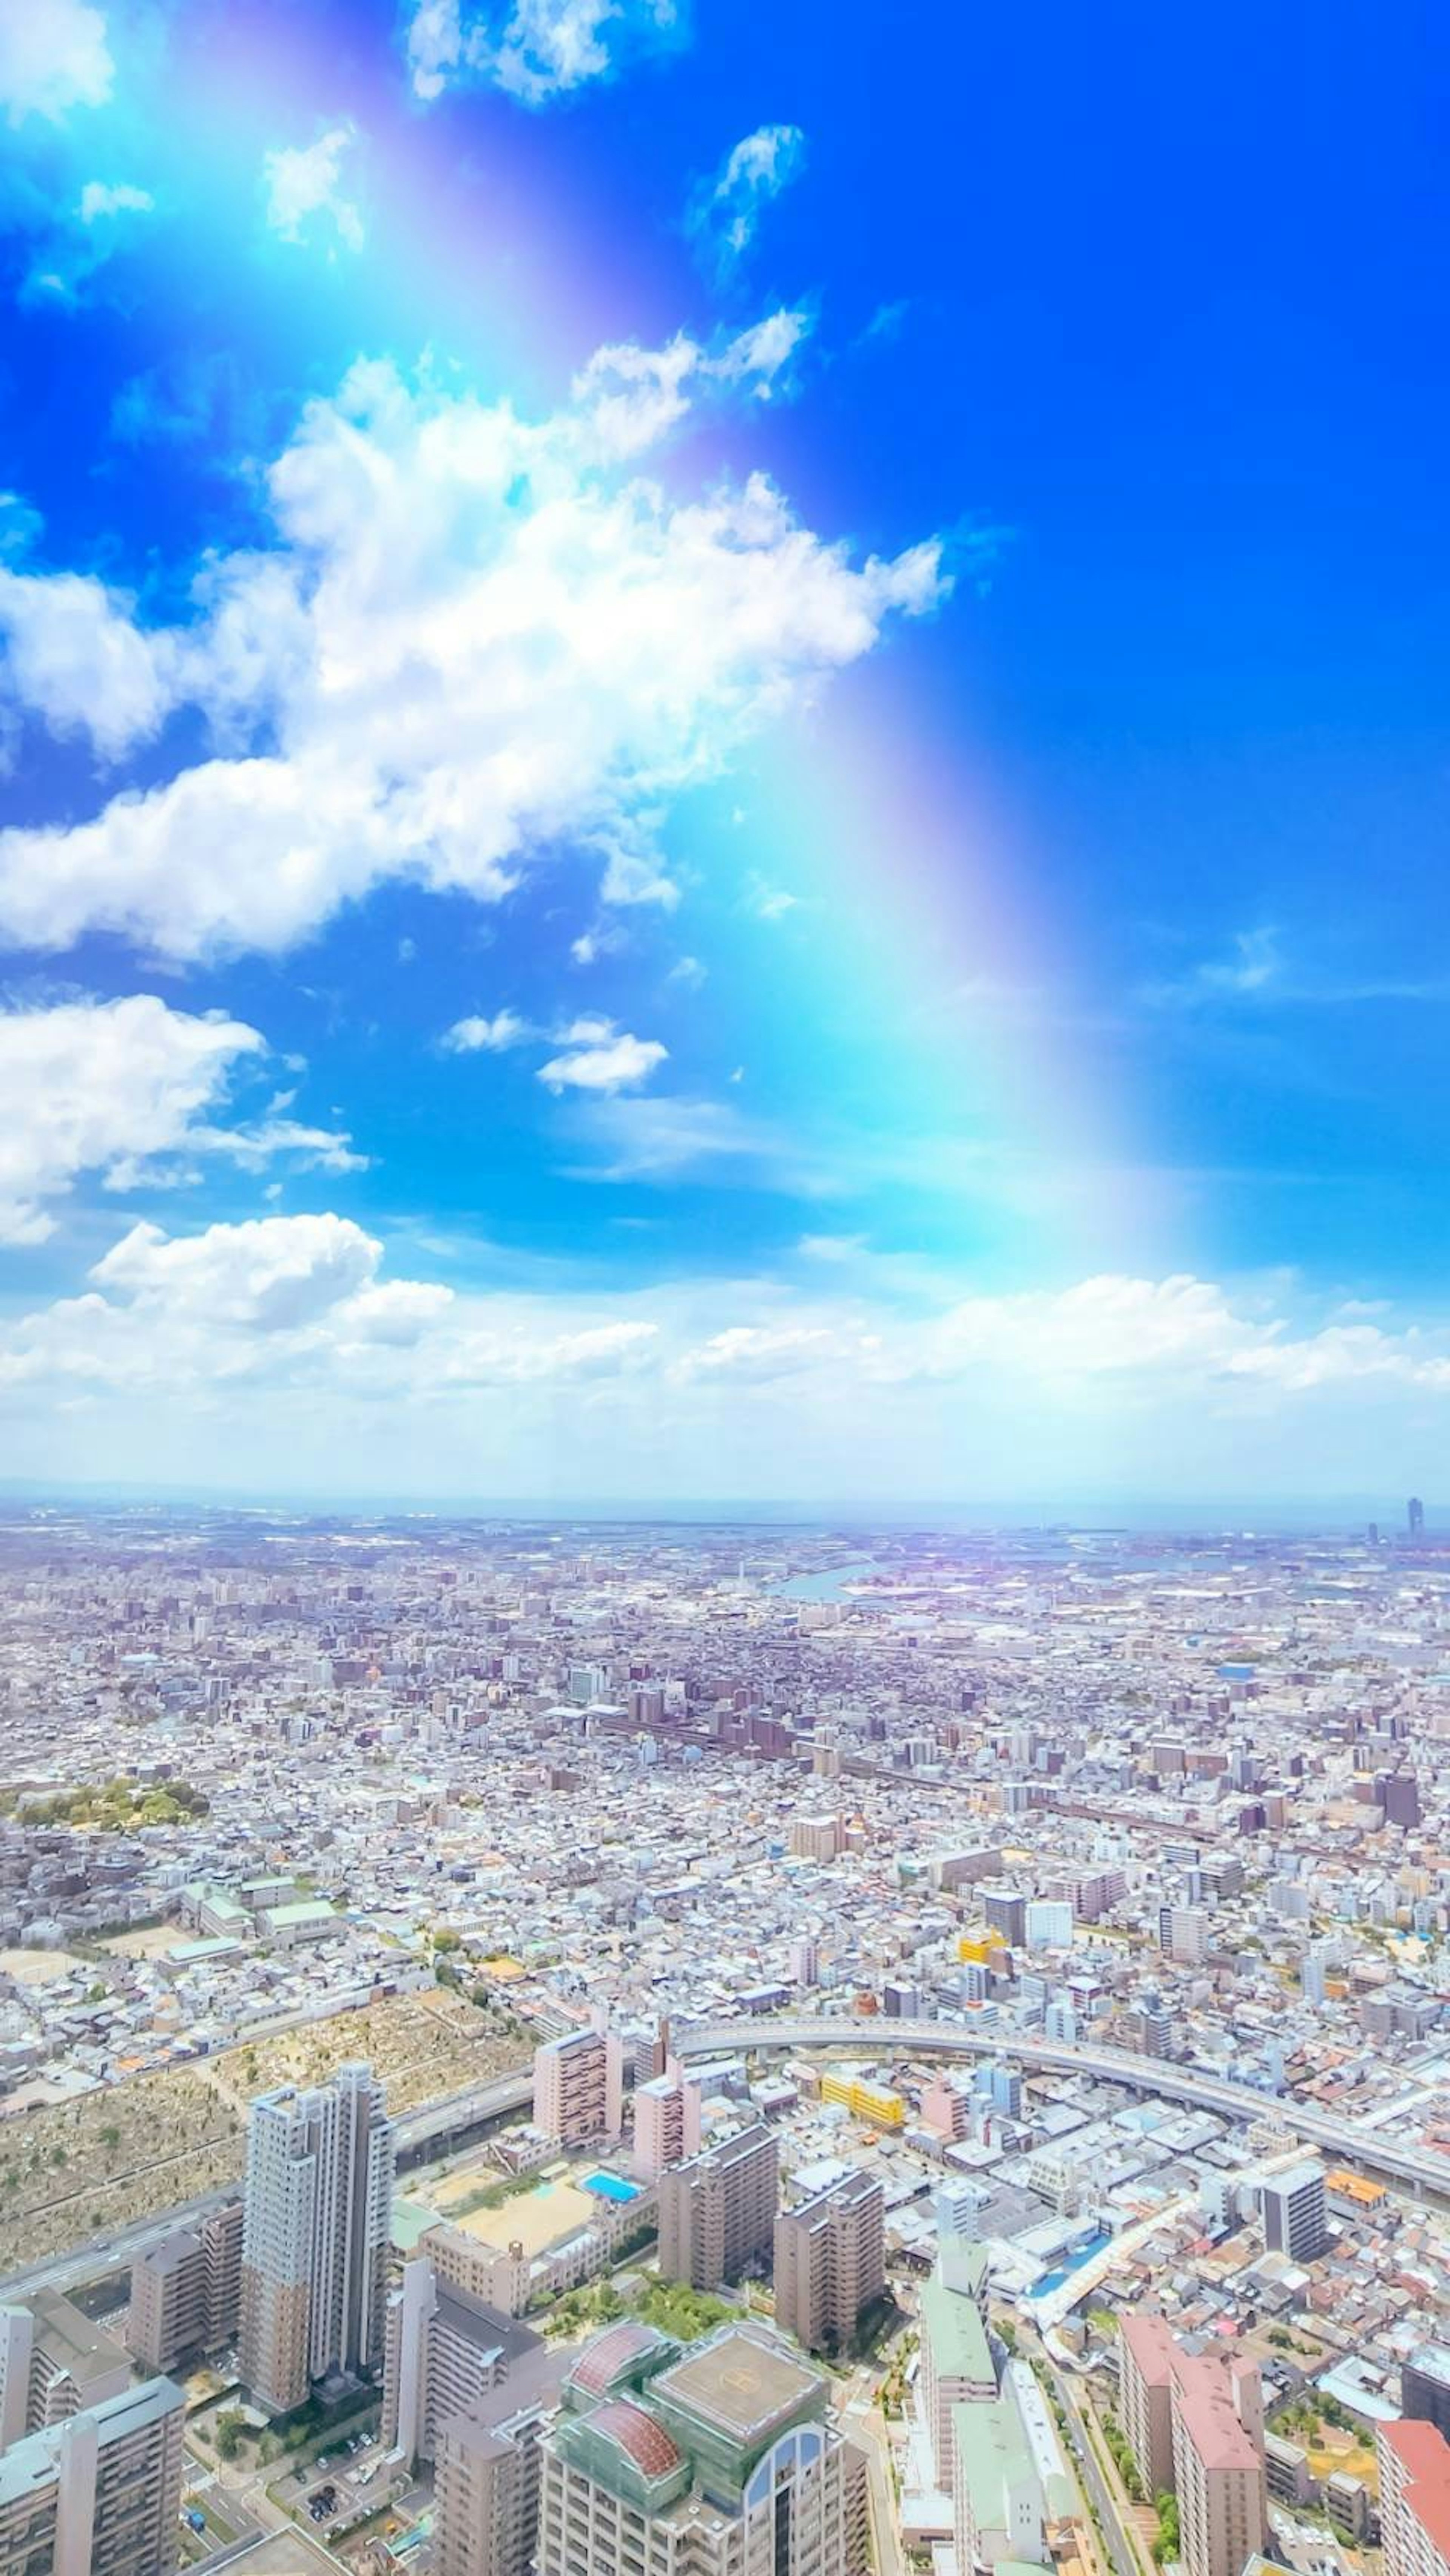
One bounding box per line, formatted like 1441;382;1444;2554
1381;2418;1450;2576
434;2348;567;2576
240;2061;394;2415
1118;2313;1179;2500
632;2072;702;2181
382;2249;543;2469
773;2170;885;2355
532;2029;624;2148
0;2292;131;2443
1171;2352;1266;2576
1118;2318;1267;2576
536;2317;868;2576
657;2124;779;2291
126;2199;243;2376
1409;1498;1426;1539
1260;2161;1328;2264
1119;2315;1266;2576
919;2245;994;2488
0;2377;184;2576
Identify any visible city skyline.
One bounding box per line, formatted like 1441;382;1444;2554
0;0;1445;1503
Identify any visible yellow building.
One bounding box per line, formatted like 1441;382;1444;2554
957;1927;1008;1966
821;2070;905;2128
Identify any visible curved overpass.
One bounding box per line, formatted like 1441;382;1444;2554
671;2016;1450;2200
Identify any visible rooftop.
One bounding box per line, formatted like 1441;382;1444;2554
653;2324;821;2448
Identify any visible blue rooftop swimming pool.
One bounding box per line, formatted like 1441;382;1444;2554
1028;2228;1111;2299
581;2170;642;2203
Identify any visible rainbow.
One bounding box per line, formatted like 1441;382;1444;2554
53;1;1137;1274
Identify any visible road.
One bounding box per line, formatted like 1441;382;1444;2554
1023;2332;1142;2576
840;2368;904;2576
0;2069;532;2303
669;2017;1450;2201
6;2003;1447;2307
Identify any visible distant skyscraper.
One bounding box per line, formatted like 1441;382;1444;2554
1402;2346;1450;2443
240;2061;394;2415
1409;1496;1426;1538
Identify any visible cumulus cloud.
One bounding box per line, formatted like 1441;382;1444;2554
537;1025;667;1093
262;125;364;254
0;567;176;758
0;331;943;960
7;1237;1450;1496
0;995;361;1243
441;1009;534;1053
0;0;111;125
688;123;806;280
406;0;684;107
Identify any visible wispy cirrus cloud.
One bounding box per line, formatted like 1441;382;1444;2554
1143;927;1450;1012
688;123;807;280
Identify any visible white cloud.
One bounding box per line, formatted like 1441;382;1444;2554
0;567;176;759
537;1027;667;1093
0;336;943;961
406;0;683;106
689;123;806;279
441;1008;534;1053
1143;927;1280;1008
0;995;363;1242
0;0;111;125
8;1233;1450;1497
262;125;364;254
78;181;153;222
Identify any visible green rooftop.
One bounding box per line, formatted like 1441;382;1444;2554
921;2276;994;2388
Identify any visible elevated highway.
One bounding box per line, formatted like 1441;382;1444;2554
671;2016;1450;2200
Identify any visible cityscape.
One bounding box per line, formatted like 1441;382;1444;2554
1;0;1446;2570
0;1502;1442;2576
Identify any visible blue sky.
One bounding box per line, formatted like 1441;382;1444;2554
0;0;1445;1507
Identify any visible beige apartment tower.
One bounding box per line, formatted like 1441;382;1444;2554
1118;2312;1179;2501
657;2124;779;2290
531;2029;624;2148
126;2199;243;2376
1170;2352;1266;2576
773;2170;885;2354
632;2072;702;2181
433;2352;565;2576
240;2062;394;2415
382;2248;543;2469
